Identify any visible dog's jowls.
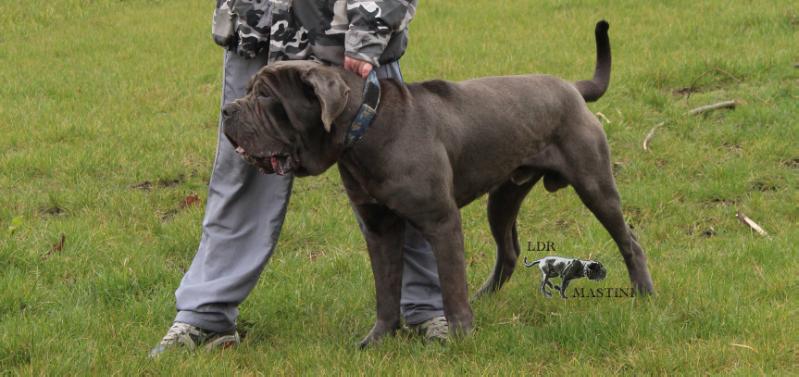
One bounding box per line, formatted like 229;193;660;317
222;21;654;347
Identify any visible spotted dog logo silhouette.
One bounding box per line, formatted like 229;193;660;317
523;256;608;299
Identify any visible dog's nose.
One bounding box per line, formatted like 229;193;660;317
221;103;237;120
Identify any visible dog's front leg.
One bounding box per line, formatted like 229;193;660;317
339;165;406;347
415;209;474;337
556;278;572;299
352;202;405;348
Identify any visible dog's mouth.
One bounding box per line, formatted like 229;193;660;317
233;145;299;176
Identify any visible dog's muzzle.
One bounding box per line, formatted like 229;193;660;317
234;146;297;176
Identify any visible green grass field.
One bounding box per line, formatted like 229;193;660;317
1;0;797;375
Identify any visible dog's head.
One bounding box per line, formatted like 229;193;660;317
222;61;353;176
584;261;607;280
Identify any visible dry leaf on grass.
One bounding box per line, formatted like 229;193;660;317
45;234;66;258
160;193;203;221
181;193;201;208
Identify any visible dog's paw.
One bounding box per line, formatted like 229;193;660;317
357;320;399;349
358;330;387;349
358;334;380;349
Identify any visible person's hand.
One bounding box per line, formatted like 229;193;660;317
344;56;373;78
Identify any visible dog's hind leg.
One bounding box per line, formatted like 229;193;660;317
560;125;655;295
474;175;541;299
540;273;554;298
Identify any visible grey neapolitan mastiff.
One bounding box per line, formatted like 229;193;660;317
221;21;654;346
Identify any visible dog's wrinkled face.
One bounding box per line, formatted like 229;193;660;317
223;95;298;175
222;61;350;177
585;261;607;280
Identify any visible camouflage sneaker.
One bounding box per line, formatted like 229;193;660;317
148;322;240;358
408;316;449;342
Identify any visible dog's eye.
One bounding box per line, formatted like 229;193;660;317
256;96;289;123
269;100;288;120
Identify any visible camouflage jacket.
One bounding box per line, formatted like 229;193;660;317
224;0;272;59
224;0;417;66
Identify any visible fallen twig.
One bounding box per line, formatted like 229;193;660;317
735;211;768;236
730;343;757;352
595;112;611;124
688;100;737;116
710;67;743;83
642;122;665;151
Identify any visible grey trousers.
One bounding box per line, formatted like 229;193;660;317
174;50;444;332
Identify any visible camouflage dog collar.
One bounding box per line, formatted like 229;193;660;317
345;70;381;147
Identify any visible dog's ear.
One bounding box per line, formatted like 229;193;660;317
300;66;350;132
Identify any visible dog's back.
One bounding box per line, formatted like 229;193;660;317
396;21;611;207
399;72;600;207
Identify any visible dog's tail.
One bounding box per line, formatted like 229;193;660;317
523;256;540;267
574;20;611;102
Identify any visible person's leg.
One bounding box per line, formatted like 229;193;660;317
374;62;445;326
173;50;294;333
